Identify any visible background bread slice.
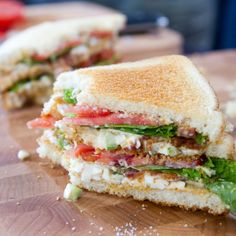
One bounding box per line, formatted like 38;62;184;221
0;14;125;65
52;55;225;142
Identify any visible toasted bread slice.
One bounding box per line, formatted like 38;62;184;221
47;55;225;142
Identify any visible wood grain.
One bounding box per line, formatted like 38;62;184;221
0;51;236;235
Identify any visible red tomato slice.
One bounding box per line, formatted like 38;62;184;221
27;116;56;129
32;53;49;62
32;40;81;61
65;112;157;126
90;31;113;39
96;153;112;165
81;154;100;162
99;49;114;60
74;144;95;156
65;105;112;118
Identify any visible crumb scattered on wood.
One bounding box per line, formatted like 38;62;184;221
17;149;30;161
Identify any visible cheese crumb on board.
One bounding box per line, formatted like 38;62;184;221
17;149;30;160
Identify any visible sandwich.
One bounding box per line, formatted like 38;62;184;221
28;55;236;215
0;14;125;109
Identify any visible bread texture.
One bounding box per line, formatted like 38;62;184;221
71;176;228;215
52;55;225;142
0;14;125;65
206;134;235;160
36;136;228;215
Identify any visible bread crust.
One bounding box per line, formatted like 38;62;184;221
73;177;228;215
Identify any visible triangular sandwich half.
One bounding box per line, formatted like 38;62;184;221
28;55;236;214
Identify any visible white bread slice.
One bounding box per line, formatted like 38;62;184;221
70;175;227;215
36;137;228;215
0;14;125;65
48;55;225;142
206;134;235;160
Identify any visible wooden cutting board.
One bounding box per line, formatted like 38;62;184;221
0;50;236;236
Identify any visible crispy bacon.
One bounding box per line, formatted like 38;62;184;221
73;145;206;169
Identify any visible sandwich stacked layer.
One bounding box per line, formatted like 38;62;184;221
28;55;236;214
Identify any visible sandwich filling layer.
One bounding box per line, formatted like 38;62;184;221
0;31;117;108
28;92;236;213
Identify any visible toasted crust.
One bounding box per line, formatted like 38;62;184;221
53;55;225;142
36;137;228;215
0;14;125;65
72;178;228;215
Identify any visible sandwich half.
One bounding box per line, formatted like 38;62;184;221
28;55;236;215
0;14;125;109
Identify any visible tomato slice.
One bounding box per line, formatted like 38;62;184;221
65;112;157;126
90;31;113;39
32;39;81;61
81;154;100;162
27;116;56;129
74;144;95;156
99;49;114;60
66;105;112;118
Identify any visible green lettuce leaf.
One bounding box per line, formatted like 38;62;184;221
134;157;236;212
101;124;178;138
206;157;236;184
206;180;236;213
95;55;119;66
63;89;77;105
9;75;52;92
195;133;208;145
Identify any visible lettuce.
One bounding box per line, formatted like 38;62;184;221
195;133;208;145
102;124;177;138
134;157;236;212
206;157;236;183
63;89;77;105
206;180;236;212
9;75;52;92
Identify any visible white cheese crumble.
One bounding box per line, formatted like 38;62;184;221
151;142;201;156
17;149;30;161
63;183;82;201
76;127;141;150
69;158;186;190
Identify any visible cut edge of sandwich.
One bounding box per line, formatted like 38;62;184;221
46;55;226;143
37;137;229;215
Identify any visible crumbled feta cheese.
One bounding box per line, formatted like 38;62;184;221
17;149;30;161
225;99;236;118
168;181;185;189
151;179;169;190
77;127;141;150
63;183;82;201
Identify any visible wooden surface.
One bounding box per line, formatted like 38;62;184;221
0;50;236;236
